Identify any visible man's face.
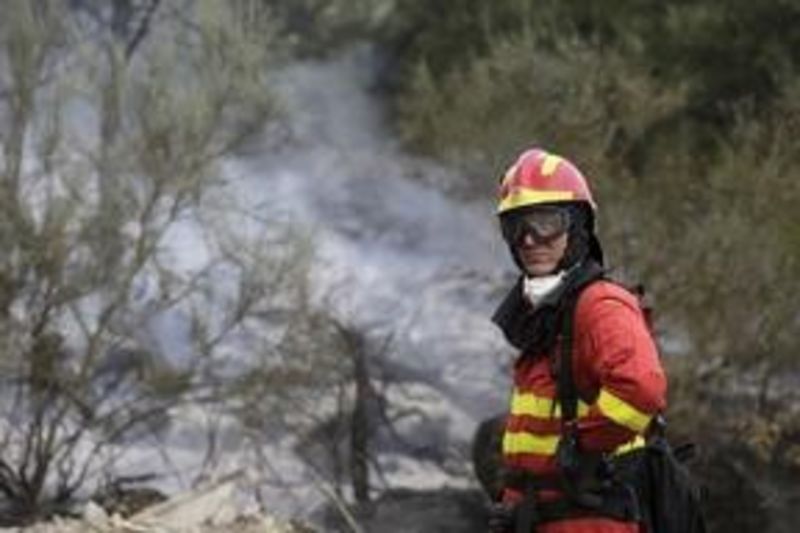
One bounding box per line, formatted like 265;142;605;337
502;206;571;276
516;232;568;277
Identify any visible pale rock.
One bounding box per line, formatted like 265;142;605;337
83;500;109;528
126;473;239;530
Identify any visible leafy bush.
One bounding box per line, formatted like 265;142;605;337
394;34;686;198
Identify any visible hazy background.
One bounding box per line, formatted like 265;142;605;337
0;1;797;531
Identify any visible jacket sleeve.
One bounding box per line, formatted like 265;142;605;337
573;287;667;452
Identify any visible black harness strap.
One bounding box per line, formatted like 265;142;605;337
556;290;581;475
557;291;580;423
554;291;609;510
554;283;641;523
514;478;540;533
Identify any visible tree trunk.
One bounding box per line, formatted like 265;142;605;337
350;336;370;504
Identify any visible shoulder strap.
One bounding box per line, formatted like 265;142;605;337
553;261;606;425
547;260;605;429
554;289;584;479
557;290;581;425
554;285;641;522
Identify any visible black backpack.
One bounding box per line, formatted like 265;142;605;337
556;281;707;533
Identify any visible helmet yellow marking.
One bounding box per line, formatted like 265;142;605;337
541;154;563;176
497;189;574;213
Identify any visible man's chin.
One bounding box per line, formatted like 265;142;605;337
524;263;557;277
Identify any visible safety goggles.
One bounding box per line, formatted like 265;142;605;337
501;206;571;245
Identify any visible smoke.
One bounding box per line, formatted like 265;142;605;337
228;43;513;409
129;43;515;513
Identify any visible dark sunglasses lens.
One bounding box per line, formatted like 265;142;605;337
522;210;569;239
503;208;570;244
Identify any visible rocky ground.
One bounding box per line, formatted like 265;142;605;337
0;480;491;533
0;476;314;533
0;460;494;533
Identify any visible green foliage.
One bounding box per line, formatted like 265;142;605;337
258;0;389;57
383;0;526;77
650;1;800;108
621;86;800;375
381;0;659;90
395;33;687;197
381;0;800;182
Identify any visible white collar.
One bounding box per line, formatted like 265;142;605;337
522;270;566;307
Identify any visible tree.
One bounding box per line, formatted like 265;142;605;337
0;0;295;523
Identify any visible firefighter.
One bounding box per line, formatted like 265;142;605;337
488;148;667;532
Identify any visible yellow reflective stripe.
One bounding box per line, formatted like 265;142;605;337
613;435;646;456
597;389;652;433
503;431;559;455
511;390;590;418
541;154;563;176
497;189;574;213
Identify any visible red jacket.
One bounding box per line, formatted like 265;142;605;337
502;280;667;532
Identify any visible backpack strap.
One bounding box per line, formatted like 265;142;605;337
554;282;641;522
555;288;582;475
558;290;579;421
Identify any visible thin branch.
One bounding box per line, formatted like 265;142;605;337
125;0;162;61
310;469;365;533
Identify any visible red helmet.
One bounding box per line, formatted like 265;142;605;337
496;148;596;215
